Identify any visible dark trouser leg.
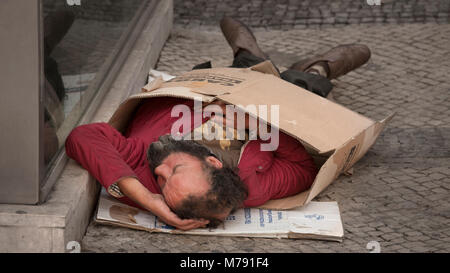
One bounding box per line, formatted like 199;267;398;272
192;61;213;70
230;49;266;68
192;49;266;70
280;70;333;98
192;51;333;98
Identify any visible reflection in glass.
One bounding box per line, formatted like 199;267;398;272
42;0;144;169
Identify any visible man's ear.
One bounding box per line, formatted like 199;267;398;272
205;156;223;169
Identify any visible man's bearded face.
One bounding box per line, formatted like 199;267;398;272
147;135;215;209
147;135;246;228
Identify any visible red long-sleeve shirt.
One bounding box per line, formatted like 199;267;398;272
65;97;317;207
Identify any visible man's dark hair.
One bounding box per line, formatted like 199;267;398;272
147;135;248;228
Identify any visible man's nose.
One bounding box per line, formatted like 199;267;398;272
154;164;171;179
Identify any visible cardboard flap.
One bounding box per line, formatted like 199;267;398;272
217;73;376;153
159;68;252;96
257;190;309;210
256;113;393;210
249;60;281;78
304;113;394;204
142;76;164;92
108;98;142;133
341;113;395;173
108;86;215;133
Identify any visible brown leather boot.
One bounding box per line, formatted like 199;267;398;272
220;16;267;60
290;44;371;80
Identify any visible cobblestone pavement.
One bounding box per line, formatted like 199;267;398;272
174;0;450;28
81;22;450;253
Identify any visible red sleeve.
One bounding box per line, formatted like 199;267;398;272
238;132;318;207
65;122;147;191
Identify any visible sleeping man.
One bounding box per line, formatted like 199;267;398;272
65;17;370;231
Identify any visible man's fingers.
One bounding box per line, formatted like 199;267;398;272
178;224;205;231
180;218;209;226
175;219;209;231
176;223;202;231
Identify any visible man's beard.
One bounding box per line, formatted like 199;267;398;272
147;134;215;176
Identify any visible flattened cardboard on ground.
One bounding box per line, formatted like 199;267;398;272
108;61;394;210
95;189;344;242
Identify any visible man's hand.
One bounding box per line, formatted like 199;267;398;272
205;100;254;131
117;177;209;231
150;194;209;231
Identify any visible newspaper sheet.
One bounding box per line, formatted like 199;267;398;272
95;189;344;242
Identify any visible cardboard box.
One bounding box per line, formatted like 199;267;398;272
109;61;394;210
